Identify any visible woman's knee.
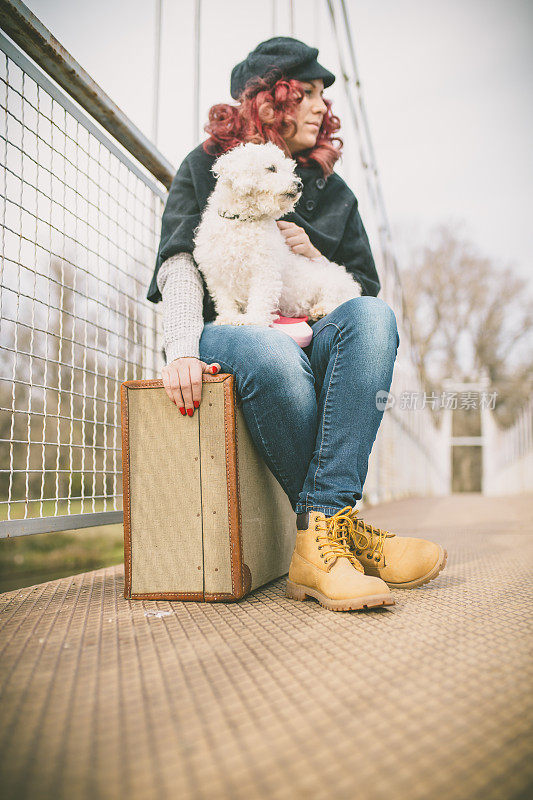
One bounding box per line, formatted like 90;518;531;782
340;296;399;346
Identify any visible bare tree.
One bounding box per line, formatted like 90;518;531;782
402;223;533;427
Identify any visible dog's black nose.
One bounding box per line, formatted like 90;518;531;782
294;178;303;189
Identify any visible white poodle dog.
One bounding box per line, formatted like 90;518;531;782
192;141;362;326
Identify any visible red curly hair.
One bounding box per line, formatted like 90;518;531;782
202;67;343;178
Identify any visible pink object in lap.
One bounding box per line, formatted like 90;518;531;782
269;315;313;348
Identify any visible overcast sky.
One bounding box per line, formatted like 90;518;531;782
23;0;533;286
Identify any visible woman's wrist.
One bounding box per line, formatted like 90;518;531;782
165;339;201;363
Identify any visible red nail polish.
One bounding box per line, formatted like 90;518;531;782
193;400;200;408
211;366;217;373
187;408;194;416
179;407;186;415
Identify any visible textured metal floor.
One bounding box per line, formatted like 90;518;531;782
1;493;532;800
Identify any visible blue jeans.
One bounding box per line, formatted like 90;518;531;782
198;296;400;517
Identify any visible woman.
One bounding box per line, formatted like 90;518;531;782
147;37;447;612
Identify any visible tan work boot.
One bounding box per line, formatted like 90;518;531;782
286;508;394;611
340;506;448;589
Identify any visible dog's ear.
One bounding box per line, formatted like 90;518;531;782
212;145;244;181
211;161;226;181
211;150;234;181
212;142;256;183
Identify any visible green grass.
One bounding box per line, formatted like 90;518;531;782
0;523;124;593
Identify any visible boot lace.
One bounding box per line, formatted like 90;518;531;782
314;509;364;571
344;507;395;564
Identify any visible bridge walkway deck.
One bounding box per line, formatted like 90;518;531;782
1;493;531;800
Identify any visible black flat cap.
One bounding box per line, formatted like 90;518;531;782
230;36;336;100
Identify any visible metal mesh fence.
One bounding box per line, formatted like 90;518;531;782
364;358;451;505
0;36;165;534
483;397;533;494
322;0;450;502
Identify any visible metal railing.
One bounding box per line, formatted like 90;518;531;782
0;2;170;536
366;361;452;504
325;0;449;503
483;397;533;495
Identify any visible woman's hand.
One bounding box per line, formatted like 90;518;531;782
276;220;322;259
161;357;221;416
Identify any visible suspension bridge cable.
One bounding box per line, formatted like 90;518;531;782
325;1;382;237
326;0;420;367
339;0;397;273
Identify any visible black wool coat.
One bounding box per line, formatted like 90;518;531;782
147;142;381;323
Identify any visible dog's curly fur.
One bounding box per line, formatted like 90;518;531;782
192;141;362;326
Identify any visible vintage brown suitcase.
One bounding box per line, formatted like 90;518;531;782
120;375;297;600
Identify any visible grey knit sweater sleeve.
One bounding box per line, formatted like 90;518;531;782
156;252;205;363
